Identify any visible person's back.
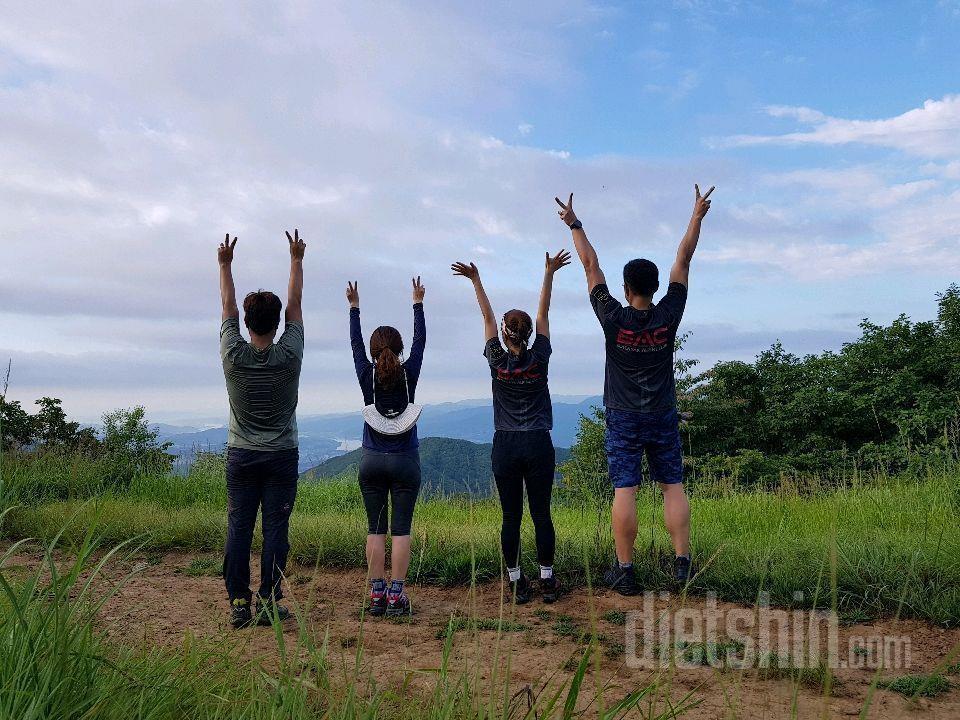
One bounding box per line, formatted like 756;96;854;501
346;277;427;618
217;229;306;629
452;253;571;604
555;186;713;595
486;331;553;432
221;320;303;450
590;278;686;413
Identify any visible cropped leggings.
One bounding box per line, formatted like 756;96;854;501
358;449;422;535
491;430;556;569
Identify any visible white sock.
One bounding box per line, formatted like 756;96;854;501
540;565;553;580
507;567;521;582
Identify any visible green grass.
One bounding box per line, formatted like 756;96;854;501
552;614;582;640
0;531;692;720
4;466;959;625
754;653;837;694
435;616;529;639
4;452;960;717
602;610;626;626
878;674;952;698
182;556;223;577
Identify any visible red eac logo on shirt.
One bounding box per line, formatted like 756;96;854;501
616;327;669;348
497;363;542;381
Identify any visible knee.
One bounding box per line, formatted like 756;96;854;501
660;483;688;503
500;511;522;530
528;502;553;526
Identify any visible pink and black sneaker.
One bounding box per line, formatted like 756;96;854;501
385;579;411;617
368;578;387;616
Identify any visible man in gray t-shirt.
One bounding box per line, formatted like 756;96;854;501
218;229;305;629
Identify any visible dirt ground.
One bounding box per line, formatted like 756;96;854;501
6;545;960;719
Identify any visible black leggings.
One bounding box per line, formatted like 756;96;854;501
358;449;421;535
492;430;556;569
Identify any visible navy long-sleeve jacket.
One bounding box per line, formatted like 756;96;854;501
350;303;425;453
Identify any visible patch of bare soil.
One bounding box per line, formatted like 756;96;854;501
7;546;960;719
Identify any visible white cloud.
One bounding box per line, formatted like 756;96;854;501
720;95;960;158
518;122;533;136
1;3;956;421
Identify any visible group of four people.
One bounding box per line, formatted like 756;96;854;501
217;186;713;628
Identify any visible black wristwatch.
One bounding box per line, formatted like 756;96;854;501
569;220;583;230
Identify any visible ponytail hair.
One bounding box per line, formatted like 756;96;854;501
501;309;533;350
370;326;405;389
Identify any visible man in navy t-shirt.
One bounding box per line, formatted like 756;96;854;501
555;185;714;594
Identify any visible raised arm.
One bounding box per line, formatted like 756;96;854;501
669;184;714;287
555;193;605;292
218;234;239;321
406;277;427;391
346;281;369;380
536;249;572;337
410;276;427;357
451;262;497;341
285;229;305;323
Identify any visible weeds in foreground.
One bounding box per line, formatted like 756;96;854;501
0;530;694;719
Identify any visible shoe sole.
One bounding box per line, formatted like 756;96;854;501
611;583;640;597
385;607;411;617
368;606;386;616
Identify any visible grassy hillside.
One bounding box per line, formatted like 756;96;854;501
3;450;958;625
302;436;572;497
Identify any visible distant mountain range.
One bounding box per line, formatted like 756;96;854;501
155;395;601;473
302;437;573;497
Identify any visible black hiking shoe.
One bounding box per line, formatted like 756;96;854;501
540;575;562;604
231;598;253;629
674;555;692;585
505;573;532;605
385;592;412;617
603;561;639;596
255;599;291;626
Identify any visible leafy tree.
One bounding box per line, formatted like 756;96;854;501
562;286;960;492
101;407;174;482
0;397;33;450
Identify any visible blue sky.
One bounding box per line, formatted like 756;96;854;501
1;1;958;424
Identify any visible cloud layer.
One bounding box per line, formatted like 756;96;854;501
1;2;957;421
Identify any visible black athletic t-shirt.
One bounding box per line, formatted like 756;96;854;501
590;282;687;413
483;334;553;431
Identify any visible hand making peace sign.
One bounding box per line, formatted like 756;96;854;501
218;234;238;265
285;228;306;260
554;193;579;228
412;276;426;303
693;184;715;220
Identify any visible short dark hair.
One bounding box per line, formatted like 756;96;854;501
243;290;282;336
623;259;659;297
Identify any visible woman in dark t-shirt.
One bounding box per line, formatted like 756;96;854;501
346;277;426;618
452;250;571;604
